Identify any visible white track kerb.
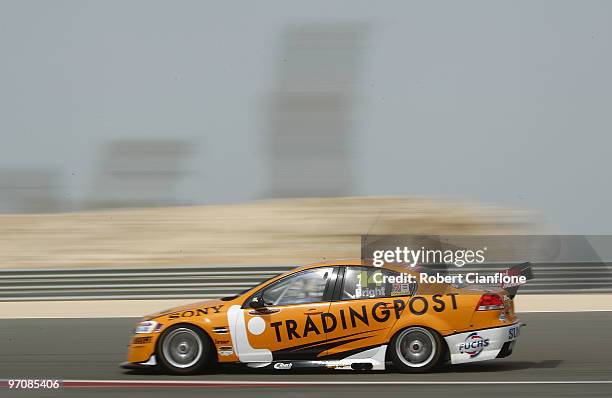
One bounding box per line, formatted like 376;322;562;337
1;379;610;387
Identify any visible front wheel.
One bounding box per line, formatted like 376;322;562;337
389;326;444;373
157;324;215;374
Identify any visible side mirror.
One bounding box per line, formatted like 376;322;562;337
249;297;265;309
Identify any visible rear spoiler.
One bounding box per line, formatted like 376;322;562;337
501;262;534;299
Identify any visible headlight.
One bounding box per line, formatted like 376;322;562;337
134;321;160;334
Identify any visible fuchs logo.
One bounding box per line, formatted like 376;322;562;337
459;332;490;358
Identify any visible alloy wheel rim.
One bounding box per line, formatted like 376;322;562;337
395;327;436;367
162;328;203;369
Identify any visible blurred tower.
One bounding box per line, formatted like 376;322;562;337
88;139;194;208
0;169;61;213
268;23;367;197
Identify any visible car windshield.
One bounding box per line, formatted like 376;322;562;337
261;268;330;306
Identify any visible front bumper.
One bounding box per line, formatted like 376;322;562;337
444;322;523;364
125;333;158;363
120;355;157;370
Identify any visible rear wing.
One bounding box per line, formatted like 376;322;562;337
501;262;534;299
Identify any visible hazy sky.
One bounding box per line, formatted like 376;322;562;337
1;0;611;233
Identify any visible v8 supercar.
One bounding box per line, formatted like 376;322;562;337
121;261;526;374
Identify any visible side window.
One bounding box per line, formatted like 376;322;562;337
341;267;416;300
261;267;332;306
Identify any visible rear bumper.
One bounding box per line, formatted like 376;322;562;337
444;322;523;364
496;340;517;359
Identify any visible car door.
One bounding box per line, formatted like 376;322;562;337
323;266;414;359
236;267;336;363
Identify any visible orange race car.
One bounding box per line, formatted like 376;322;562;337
121;260;525;374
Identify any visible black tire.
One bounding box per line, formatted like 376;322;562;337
156;324;215;374
388;326;444;373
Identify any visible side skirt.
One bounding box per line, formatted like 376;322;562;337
242;345;388;371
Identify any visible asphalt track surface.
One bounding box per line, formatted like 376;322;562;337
1;312;611;397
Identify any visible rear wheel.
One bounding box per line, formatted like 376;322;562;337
389;326;444;373
157;324;215;374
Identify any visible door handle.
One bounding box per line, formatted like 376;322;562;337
304;309;323;315
249;308;280;315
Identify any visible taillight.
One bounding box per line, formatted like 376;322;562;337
476;294;504;311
